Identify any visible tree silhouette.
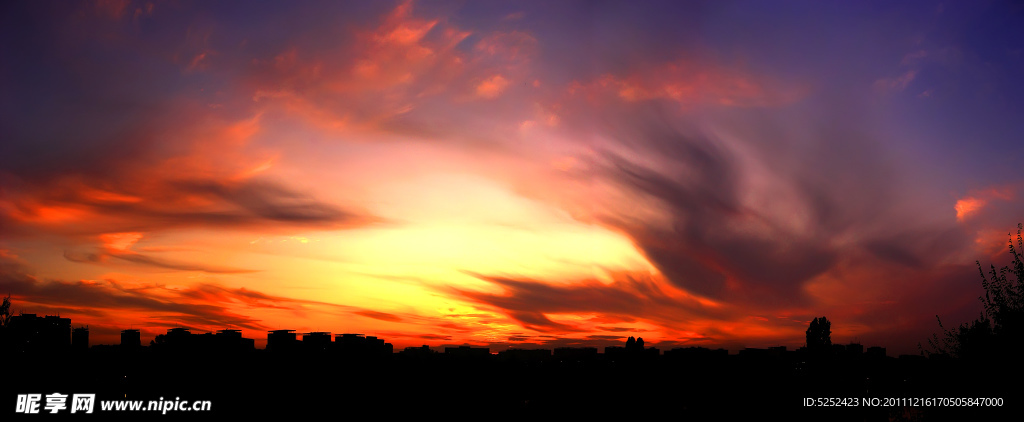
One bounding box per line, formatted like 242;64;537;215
0;294;11;328
806;316;831;354
0;295;11;350
929;223;1024;360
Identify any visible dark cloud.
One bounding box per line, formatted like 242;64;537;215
0;266;267;331
171;180;362;224
0;3;381;239
860;226;972;270
176;284;296;310
415;334;452;341
355;310;403;323
452;271;725;334
2;177;378;238
62;250;104;264
506;311;582;333
596;326;642;333
109;252;257;274
592;119;838;303
105;179;371;230
0;255;407;335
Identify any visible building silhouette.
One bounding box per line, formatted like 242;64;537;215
399;345;437;359
148;327;193;351
334;333;393;356
216;329;256;352
664;346;729;361
444;345;490;359
553;347;598;362
847;342;864;355
303;331;332;352
121;329;141;349
72;326;89;351
497;348;551;362
267;329;298;352
6;313;71;352
143;327;256;353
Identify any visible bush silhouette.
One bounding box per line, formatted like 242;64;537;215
929;223;1024;360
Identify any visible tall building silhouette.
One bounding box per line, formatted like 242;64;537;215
121;329;141;349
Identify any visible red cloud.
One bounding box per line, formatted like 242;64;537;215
568;59;805;108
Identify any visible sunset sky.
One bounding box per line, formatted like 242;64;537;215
2;0;1023;354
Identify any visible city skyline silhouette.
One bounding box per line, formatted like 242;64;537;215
0;310;1017;420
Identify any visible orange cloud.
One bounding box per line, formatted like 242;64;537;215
955;185;1016;222
476;74;509;98
18;205;86;224
80;188;142;203
238;2;477;134
186;50;215;72
350;1;455;91
955;197;985;222
0;107;375;240
100;232;144;251
376;2;437;45
237;2;543;136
